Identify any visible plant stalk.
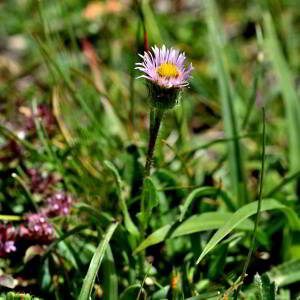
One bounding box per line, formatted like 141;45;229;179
144;108;164;177
139;107;164;276
234;107;266;299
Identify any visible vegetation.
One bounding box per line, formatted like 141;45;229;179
1;0;300;299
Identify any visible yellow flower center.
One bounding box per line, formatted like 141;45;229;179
157;63;179;78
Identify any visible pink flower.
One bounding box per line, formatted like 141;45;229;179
45;192;74;218
135;45;193;89
20;213;54;244
0;224;17;257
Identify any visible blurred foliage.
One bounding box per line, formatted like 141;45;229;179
1;0;300;299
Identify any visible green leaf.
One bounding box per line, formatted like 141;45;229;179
205;0;248;205
254;273;276;300
207;244;228;280
120;284;142;300
140;177;158;224
196;199;300;264
264;13;300;173
134;223;172;254
173;213;253;237
180;187;236;221
43;224;89;261
102;245;118;300
23;245;45;263
78;221;119;300
141;0;163;45
150;286;170;300
267;259;300;287
104;160;139;237
134;212;254;253
41;258;51;290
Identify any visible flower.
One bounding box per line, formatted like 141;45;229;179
27;168;58;194
0;224;17;257
20;213;54;244
135;45;193;89
135;45;193;109
44;192;73;218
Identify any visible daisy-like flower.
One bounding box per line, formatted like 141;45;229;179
136;45;193;110
136;45;193;88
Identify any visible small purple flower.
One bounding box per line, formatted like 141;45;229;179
135;45;193;89
0;224;17;257
45;192;73;218
3;241;16;253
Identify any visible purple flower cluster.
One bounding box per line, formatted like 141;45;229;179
0;224;17;257
44;192;73;218
0;192;74;256
27;168;59;194
20;213;54;244
19;192;74;244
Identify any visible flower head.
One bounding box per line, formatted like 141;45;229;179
44;192;73;218
20;213;54;244
136;45;193;89
136;45;193;109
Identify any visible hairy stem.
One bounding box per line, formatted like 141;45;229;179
139;107;164;277
144;108;164;177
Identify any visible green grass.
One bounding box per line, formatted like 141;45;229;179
1;0;300;300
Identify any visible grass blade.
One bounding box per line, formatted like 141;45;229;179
254;273;276;300
103;245;118;300
120;284;142;300
264;13;300;173
104;160;139;238
234;108;266;299
78;221;119;300
196;199;300;264
267;259;300;287
134;212;254;253
205;0;247;205
180;187;236;221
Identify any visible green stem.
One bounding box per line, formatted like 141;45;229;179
12;174;38;212
139;107;164;277
265;169;300;197
234;107;266;299
144;108;164;177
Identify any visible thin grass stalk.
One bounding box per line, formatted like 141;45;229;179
78;221;119;300
234;107;266;299
265;170;300;198
12;173;38;212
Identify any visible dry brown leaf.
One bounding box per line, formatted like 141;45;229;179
83;0;123;20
